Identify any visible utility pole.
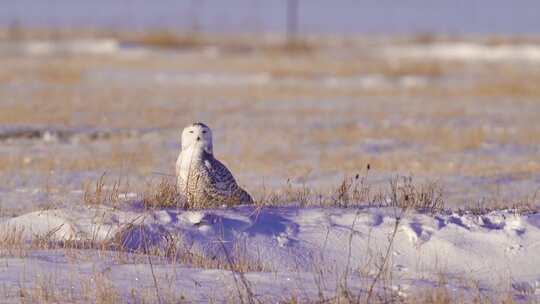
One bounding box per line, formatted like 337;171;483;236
188;0;202;33
286;0;299;44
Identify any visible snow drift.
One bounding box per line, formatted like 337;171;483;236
1;205;540;301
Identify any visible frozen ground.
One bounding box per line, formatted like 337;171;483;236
0;32;540;302
1;204;540;302
1;121;538;217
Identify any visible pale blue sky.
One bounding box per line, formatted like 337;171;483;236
0;0;538;35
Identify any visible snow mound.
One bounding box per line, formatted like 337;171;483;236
2;206;540;298
1;206;307;270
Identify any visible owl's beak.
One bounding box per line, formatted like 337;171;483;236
196;136;201;141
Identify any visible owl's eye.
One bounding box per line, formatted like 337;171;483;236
189;130;194;134
202;130;207;134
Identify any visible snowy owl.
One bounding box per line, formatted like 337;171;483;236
175;122;253;208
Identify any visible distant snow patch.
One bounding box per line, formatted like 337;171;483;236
22;39;119;55
323;74;428;89
383;43;540;63
0;39;147;57
154;72;272;86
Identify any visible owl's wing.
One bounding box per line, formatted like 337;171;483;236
204;157;238;191
203;155;253;204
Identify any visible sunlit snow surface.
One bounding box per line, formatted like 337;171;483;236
1;205;540;302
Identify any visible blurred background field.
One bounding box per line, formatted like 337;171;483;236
0;0;540;216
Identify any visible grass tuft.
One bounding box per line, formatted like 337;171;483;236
387;176;445;213
141;178;182;209
127;31;204;50
83;172;122;207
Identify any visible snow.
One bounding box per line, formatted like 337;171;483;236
323;75;428;89
383;42;540;63
88;69;430;90
19;39;119;56
0;39;148;57
1;205;540;302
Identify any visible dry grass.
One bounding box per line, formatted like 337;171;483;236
0;30;538;212
0;221;119;259
112;222;271;274
1;175;531;303
330;172;372;207
408;275;520;304
141;178;182;209
414;286;454;304
15;271;122;304
121;30;318;54
252;166;448;212
462;189;539;215
83;172;122;207
4;236;521;304
386;176;445;212
0;212;270;276
2;28;537;304
0;226;27;257
126;31;205;50
78;165;539;216
0;138;156;176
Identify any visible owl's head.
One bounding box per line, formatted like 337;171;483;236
181;122;213;154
